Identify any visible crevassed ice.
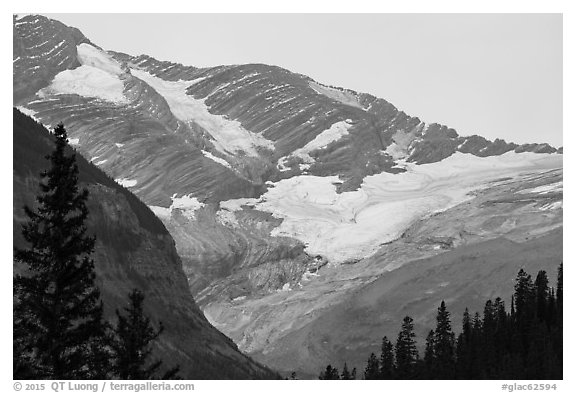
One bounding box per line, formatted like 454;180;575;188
224;152;563;264
131;69;274;157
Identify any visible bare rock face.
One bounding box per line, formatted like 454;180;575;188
13;109;276;379
14;14;563;377
13;14;90;102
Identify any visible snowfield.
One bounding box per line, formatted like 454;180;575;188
277;120;353;170
131;69;274;157
39;44;128;104
221;152;563;263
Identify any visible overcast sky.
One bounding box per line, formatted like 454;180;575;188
42;13;563;146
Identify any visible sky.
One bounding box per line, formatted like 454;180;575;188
41;13;563;146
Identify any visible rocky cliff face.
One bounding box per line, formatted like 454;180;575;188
14;14;563;377
13;109;276;379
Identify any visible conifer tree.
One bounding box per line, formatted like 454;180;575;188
433;301;456;379
364;353;380;380
513;269;535;353
13;123;109;379
110;289;179;379
455;309;473;379
319;364;339;380
380;336;395;379
395;316;419;379
556;264;562;326
341;363;351;380
514;269;535;324
482;300;498;377
424;329;435;377
534;271;549;323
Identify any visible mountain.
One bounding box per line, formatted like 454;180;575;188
14;14;562;377
13;108;276;379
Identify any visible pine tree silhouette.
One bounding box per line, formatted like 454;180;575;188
111;289;180;379
455;309;473;379
364;353;380;380
14;123;109;379
341;363;351;380
395;316;418;379
423;329;435;378
318;364;340;380
379;336;395;379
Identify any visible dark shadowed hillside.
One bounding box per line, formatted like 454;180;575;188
13;108;277;379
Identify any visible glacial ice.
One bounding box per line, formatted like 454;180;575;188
222;152;563;264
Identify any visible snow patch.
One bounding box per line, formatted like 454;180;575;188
277;120;352;170
131;69;274;157
115;178;137;188
150;194;205;221
40;66;128;104
202;150;232;169
16;106;40;122
540;201;562;211
220;198;260;212
38;43;127;104
518;182;563;195
309;81;363;109
385;143;405;160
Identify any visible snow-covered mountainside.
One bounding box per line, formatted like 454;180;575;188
14;14;563;376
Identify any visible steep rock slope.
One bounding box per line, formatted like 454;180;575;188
13;14;563;376
13;109;276;379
